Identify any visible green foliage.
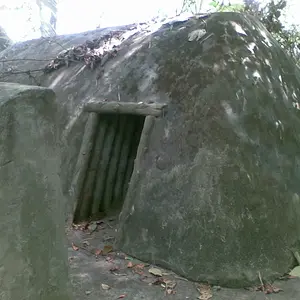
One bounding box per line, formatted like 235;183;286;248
242;0;300;62
209;0;244;12
178;0;205;14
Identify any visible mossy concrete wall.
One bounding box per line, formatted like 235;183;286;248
0;83;71;299
116;13;300;287
1;12;300;287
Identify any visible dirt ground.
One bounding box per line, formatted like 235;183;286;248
67;216;300;300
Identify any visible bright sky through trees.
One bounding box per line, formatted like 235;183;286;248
0;0;299;42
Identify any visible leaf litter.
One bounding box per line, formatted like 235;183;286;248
101;283;111;290
196;283;212;300
149;267;163;277
70;216;180;295
246;271;283;295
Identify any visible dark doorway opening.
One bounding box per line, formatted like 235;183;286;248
73;113;145;223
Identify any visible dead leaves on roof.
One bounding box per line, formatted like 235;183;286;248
44;31;123;73
188;29;207;41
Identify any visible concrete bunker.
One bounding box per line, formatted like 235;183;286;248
73;101;167;223
3;11;300;288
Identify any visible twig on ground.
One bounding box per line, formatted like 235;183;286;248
258;271;265;293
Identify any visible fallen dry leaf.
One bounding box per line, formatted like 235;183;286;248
88;222;98;233
106;256;114;262
127;261;134;268
162;279;177;295
82;241;90;247
109;265;120;272
256;283;283;294
95;249;102;256
133;264;145;275
134;264;145;272
101;283;111;290
188;29;207;41
102;245;113;255
135;264;145;269
149;267;163;277
72;222;89;231
197;283;212;300
163;279;177;289
152;277;166;285
269;286;282;294
166;288;176;295
71;243;79;251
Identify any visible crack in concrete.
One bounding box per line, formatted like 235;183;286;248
0;160;13;168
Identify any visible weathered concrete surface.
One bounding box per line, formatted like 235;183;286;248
0;82;71;299
68;218;300;300
117;12;300;287
0;22;155;223
1;12;300;287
